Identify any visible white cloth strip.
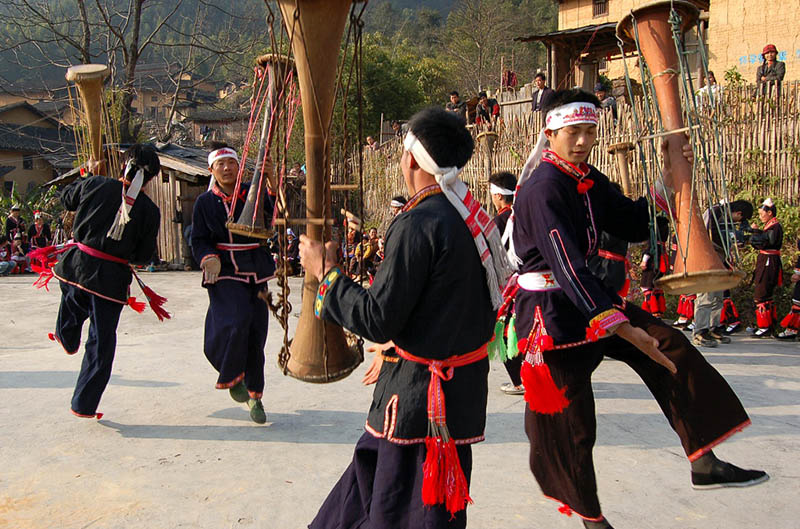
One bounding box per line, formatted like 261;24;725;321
208;147;239;168
517;271;562;291
490;183;514;196
107;159;144;241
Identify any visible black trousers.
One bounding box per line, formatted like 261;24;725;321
310;432;472;529
204;279;268;397
56;282;124;415
503;353;523;386
525;304;750;519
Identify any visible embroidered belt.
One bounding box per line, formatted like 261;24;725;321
215;242;260;251
518;271;561;291
759;250;781;255
598;249;626;262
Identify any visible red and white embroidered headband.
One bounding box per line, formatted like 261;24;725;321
544;102;598;131
208;147;239;169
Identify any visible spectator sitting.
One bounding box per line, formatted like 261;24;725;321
594;82;618;121
531;72;555;112
288;162;305;180
756;44;786;97
445;90;467;122
5;204;26;240
0;235;14;276
10;233;30;273
365;136;380;151
28;211;52;250
474;91;500;130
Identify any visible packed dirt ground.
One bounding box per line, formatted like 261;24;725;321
1;272;798;528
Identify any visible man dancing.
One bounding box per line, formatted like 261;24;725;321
511;90;767;529
300;107;507;529
47;145;162;418
191;143;276;424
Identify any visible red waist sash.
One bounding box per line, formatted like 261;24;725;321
215;242;260;251
394;343;488;516
759;249;781;255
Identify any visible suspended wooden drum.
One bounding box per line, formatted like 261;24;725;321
616;0;744;295
226;54;295;239
65;64;110;162
277;0;363;383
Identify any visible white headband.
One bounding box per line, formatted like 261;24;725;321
390;199;405;208
403;130;512;309
208;147;239;169
762;197;774;208
503;102;598;266
403;131;461;185
490;183;514;196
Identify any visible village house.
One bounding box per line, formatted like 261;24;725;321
518;0;799;92
0;102;76;197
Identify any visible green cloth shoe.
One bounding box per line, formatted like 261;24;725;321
229;381;249;403
248;398;266;424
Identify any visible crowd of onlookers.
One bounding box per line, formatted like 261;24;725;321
1;205;53;276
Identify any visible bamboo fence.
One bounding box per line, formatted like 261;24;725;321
351;81;800;229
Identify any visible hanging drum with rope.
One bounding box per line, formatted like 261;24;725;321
616;0;745;295
271;0;365;383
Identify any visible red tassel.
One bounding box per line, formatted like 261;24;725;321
536;334;554;351
521;360;570;414
517;337;528;355
422;436;472;516
558;503;574;516
585;320;606;342
755;303;772;328
141;284;171;321
685;296;695;319
127;296;146;313
656;291;666;314
48;332;56;342
31;266;54;291
618;277;630;299
576;178;594;194
677;295;686;317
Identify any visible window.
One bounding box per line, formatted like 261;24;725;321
22;155;33;170
151;95;159;102
598;58;608;72
593;0;608;17
3;181;12;197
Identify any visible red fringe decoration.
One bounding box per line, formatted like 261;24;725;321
31;265;54;291
756;303;773;328
780;308;800;330
684;295;696;320
656;291;666;314
140;284;171;321
521;360;570;414
720;298;739;325
677;295;687;317
48;332;56;342
517;337;528;355
127;297;146;313
422;436;472;517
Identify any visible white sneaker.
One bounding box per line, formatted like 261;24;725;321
500;382;525;395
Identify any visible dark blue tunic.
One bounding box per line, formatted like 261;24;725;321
512;161;650;345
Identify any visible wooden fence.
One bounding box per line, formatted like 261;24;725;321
353;81;800;229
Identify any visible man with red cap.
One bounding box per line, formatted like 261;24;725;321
756;44;785;97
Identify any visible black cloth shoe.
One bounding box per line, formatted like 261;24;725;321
691;459;769;490
692;331;718;348
583;519;614;529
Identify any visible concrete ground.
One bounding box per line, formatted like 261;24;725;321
0;271;798;529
